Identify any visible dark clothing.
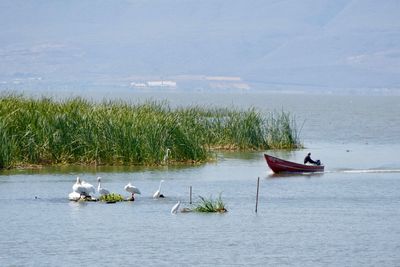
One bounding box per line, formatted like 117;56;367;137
304;155;317;165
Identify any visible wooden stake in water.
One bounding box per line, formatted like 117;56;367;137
189;186;192;204
255;177;260;213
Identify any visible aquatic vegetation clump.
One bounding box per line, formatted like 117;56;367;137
192;195;227;213
0;95;301;169
99;193;125;202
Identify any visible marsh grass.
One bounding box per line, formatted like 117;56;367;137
266;111;303;149
0;95;301;169
192;195;227;213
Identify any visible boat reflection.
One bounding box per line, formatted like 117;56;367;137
267;171;324;179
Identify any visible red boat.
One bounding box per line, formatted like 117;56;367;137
264;154;324;173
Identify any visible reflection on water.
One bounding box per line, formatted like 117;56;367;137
267;172;325;179
267;168;400;179
0;163;199;176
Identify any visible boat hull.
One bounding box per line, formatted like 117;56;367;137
264;154;324;173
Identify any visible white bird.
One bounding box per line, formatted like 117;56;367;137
124;182;141;200
162;148;171;164
171;201;181;214
97;177;110;196
69;176;94;200
81;179;95;196
153;180;165;198
68;191;81;201
72;177;84;194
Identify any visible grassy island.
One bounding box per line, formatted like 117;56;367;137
192;195;227;213
0;95;301;169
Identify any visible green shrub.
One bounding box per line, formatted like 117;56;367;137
193;194;227;213
99;193;125;202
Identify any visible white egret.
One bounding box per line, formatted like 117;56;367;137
171;201;181;214
153;180;165;198
124;182;141;200
97;177;110;196
162;148;171;164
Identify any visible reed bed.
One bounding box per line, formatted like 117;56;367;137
0;95;301;169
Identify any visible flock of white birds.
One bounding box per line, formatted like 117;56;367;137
68;177;180;214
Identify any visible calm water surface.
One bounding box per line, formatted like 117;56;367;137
1;93;400;266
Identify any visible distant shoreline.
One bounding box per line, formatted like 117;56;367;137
2;86;400;97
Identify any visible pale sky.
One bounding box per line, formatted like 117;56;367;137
1;0;399;92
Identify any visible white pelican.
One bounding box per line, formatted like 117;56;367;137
70;177;94;200
72;177;84;194
153;180;165;198
68;191;81;201
124;182;141;200
97;177;110;196
171;201;181;214
81;179;95;196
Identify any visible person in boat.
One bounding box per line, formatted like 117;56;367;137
304;153;321;165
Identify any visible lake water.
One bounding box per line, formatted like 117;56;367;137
1;92;400;266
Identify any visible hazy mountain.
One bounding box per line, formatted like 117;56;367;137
1;0;399;93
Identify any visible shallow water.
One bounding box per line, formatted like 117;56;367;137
1;93;400;266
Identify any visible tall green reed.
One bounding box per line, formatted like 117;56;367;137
266;111;302;149
0;95;301;169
